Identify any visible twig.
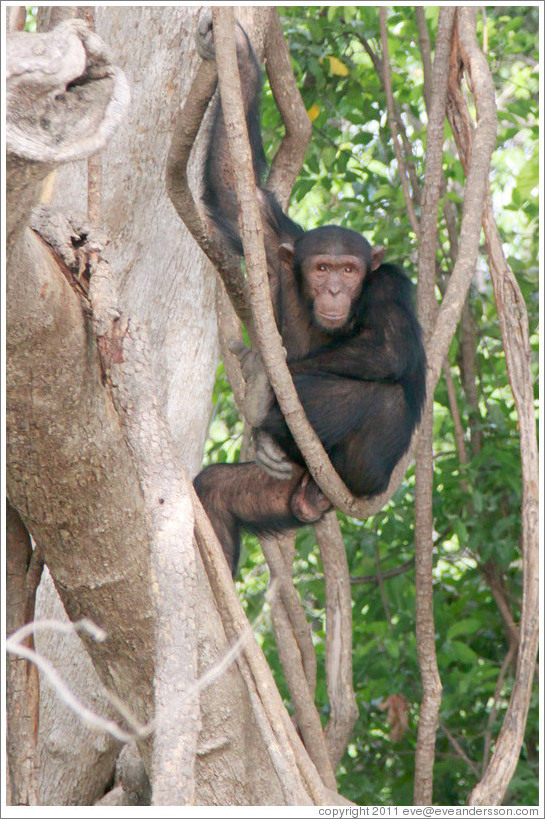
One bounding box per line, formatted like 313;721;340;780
7;619;152;744
350;558;414;586
414;7;434;111
356;31;421;205
439;720;481;779
480;561;520;652
482;644;517;774
374;543;393;630
443;361;469;470
378;9;420;235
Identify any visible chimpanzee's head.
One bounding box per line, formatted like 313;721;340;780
279;226;384;332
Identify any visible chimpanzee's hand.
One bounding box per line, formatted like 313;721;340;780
196;9;215;61
254;430;295;481
228;340;274;428
196;9;253;63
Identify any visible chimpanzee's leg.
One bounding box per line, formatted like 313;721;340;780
193;462;329;574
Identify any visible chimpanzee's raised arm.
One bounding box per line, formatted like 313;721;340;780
197;10;302;271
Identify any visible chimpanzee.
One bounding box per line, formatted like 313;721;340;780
193;14;427;573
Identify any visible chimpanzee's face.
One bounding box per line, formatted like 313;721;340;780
301;253;366;331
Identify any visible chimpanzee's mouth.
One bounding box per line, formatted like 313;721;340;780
317;312;345;322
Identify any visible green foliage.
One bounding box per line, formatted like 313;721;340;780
203;5;539;807
24;7;37;31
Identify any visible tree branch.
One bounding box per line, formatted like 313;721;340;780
412;9;455;804
266;553;336;788
7;619;152;745
165;59;255;334
467;140;539;810
264;11;312;209
261;534;317;694
192;491;336;804
439;7;537;803
6;19;129;246
316;513;359;769
89;251;199;805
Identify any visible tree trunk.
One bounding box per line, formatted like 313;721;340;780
6;6;306;805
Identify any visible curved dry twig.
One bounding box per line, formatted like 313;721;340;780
264;11;313;209
7;619;152;744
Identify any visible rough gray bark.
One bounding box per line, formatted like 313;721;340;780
7;7;319;806
7;201;157;778
33;571;123;806
6;19;156;804
6;503;41;805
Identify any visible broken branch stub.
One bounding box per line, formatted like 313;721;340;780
6;20;130;166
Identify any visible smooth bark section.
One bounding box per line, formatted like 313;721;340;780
315;513;359;770
89;257;199;806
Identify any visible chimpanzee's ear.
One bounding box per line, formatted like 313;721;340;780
370;245;386;271
279;243;295;268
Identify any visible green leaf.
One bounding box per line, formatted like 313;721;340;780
446;618;482;641
445;640;480;665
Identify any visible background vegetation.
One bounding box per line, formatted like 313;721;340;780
202;6;539;806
